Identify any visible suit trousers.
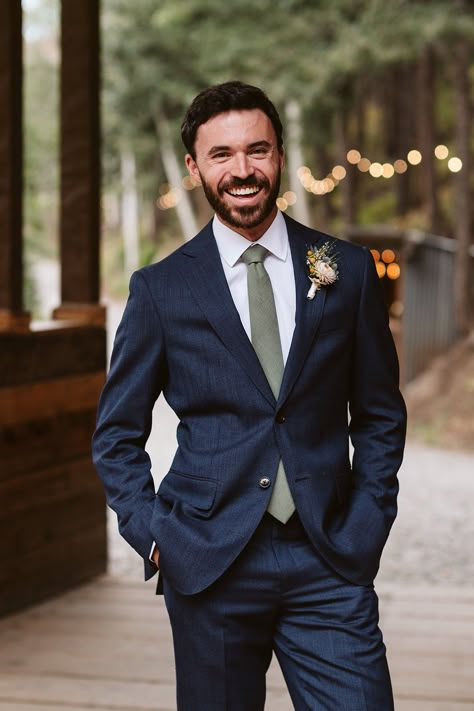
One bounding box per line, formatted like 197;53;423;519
162;512;394;711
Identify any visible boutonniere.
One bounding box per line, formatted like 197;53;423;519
306;242;339;300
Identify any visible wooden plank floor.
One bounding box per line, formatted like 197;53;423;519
0;576;473;710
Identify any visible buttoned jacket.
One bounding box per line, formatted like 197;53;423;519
92;214;406;594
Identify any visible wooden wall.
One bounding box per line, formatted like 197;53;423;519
0;323;107;616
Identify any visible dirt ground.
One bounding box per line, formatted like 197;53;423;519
404;332;474;452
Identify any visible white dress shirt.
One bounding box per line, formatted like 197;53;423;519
212;211;296;364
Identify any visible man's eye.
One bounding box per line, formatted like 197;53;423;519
212;152;231;160
249;148;270;158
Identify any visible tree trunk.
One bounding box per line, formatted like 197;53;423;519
155;112;198;242
120;148;139;273
334;111;355;227
417;47;440;233
285;100;311;226
453;39;472;334
393;64;414;216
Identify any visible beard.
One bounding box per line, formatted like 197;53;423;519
199;168;281;232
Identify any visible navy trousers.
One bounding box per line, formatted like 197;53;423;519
162;512;394;710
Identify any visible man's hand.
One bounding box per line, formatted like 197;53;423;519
152;546;160;569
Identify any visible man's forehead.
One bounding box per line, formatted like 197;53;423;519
195;109;275;147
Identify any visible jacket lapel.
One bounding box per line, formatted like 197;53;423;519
178;222;276;406
277;217;327;407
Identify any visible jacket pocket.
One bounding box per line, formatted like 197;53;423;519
157;469;217;511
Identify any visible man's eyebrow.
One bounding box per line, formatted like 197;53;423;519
248;140;273;149
207;140;273;156
207;145;231;155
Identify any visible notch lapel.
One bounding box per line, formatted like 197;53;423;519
178;223;276;406
277;222;327;407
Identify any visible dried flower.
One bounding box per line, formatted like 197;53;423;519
306;242;339;299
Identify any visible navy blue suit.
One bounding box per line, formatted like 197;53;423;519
93;214;406;709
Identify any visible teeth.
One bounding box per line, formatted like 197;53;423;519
228;186;260;196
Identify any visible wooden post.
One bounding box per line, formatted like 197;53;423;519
54;0;104;326
0;1;30;333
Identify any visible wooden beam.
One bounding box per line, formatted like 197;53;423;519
0;1;29;326
59;0;101;306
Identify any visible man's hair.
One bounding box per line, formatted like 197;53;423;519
181;81;283;158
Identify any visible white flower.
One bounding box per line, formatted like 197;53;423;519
314;261;337;285
306;242;339;299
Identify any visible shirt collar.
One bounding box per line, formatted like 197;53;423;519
212;211;288;267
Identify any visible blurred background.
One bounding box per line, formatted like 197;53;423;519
1;1;473;708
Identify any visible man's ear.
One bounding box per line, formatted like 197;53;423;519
185;154;202;184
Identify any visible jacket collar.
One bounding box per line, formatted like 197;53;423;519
178;215;329;407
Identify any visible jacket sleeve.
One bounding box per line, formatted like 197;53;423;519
92;270;167;579
349;248;407;524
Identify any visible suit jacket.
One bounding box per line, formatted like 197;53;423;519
92;214;406;594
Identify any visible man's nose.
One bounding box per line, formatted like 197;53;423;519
232;152;254;179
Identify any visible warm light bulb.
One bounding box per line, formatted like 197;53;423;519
347;149;362;164
387;263;401;280
394;159;408;174
434;144;449;160
448;157;463;173
382;249;395;264
369;162;383;178
357;158;371;172
407;150;422;165
332;165;347;180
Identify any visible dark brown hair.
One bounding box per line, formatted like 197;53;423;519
181;81;283;158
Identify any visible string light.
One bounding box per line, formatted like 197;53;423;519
332;165;347;180
369;162;383;178
407;150;422;165
448;157;463;173
382;249;396;264
347;150;361;164
357;158;371;172
283;191;297;205
387;263;401;280
434;144;449;160
394;159;408;174
276;197;288;211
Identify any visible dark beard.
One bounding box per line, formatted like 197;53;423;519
200;169;281;231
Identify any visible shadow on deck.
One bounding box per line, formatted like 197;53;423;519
0;576;473;710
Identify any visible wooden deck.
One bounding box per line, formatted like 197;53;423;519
0;576;473;710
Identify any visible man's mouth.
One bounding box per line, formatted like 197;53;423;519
225;185;262;197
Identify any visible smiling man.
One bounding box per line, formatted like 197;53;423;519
93;81;406;710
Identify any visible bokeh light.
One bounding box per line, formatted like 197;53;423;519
434;144;449;160
347;149;362;164
394;159;408;174
448;157;463;173
387;263;401;280
407;150;422;165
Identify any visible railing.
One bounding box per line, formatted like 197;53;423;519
345;226;474;384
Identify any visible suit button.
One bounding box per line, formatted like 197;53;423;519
276;412;286;424
259;477;271;489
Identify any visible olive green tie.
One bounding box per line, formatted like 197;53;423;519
241;245;295;523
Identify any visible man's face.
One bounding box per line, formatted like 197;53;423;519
185;109;284;241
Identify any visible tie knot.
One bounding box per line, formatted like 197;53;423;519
241;244;269;266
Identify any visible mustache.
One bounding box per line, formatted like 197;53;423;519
219;175;269;194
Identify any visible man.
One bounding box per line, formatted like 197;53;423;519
93;81;406;710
